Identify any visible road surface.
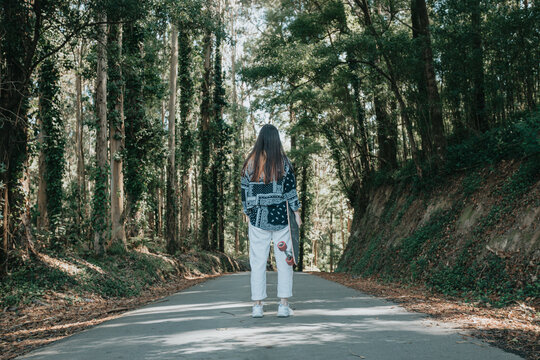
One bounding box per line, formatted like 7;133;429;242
19;272;520;359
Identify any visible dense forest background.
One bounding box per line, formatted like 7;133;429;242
0;0;538;303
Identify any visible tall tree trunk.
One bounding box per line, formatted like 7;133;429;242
350;72;371;175
158;100;165;237
199;27;213;251
178;26;194;249
230;2;242;255
411;0;446;160
400;115;409;164
329;211;333;272
313;239;317;267
38;48;65;241
75;44;87;233
193;150;199;245
298;161;309;272
108;23;127;249
411;19;432;160
93;12;108;256
166;24;179;255
213;20;227;253
470;0;488;132
0;0;34;272
123;21;147;235
340;205;345;249
374;93;398;171
2;187;8;274
37;116;48;231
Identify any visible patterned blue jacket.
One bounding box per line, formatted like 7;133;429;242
241;156;301;230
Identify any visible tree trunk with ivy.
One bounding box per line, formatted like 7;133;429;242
230;2;243;254
108;23;127;250
178;26;195;249
166;24;179;255
212;20;228;253
199;27;213;251
37;45;66;241
93;12;108;256
298;161;310;272
0;0;36;274
75;42;87;234
37;117;48;231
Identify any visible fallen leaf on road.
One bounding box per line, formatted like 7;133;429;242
348;349;366;358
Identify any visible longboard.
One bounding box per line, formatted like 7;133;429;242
285;200;300;265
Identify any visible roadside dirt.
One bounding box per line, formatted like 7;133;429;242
0;273;222;360
313;272;539;360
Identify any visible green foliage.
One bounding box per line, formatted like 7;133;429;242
369;111;540;195
1;249;178;307
473;152;540;234
410;256;428;281
288;0;346;43
393;195;415;226
77;251;175;297
461;170;484;198
427;250;537;307
0;259;76;307
350;234;382;276
499;154;540;203
444;112;540;171
399;209;452;264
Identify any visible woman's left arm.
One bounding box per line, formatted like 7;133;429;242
240;171;250;216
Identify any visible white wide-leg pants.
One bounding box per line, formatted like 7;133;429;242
249;222;293;301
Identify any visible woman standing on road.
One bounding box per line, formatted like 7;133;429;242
240;124;302;318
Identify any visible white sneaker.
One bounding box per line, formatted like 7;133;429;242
252;304;263;318
277;303;292;317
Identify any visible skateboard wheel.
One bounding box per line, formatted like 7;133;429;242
286;255;294;266
277;241;287;251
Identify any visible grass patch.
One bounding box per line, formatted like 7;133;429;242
0;247;240;308
0;260;76;307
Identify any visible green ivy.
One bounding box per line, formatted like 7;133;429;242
38;46;66;241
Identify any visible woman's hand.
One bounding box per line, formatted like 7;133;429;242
294;211;302;227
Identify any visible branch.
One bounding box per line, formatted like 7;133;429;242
30;20;125;74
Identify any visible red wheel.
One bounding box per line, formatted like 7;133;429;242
286;255;294;266
277;241;287;251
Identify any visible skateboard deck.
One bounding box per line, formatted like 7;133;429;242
286;200;300;265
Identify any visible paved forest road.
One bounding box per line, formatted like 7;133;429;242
19;272;520;359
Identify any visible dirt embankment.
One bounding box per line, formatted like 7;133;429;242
336;156;539;358
339;158;539;304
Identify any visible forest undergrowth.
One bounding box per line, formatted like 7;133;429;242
0;241;248;360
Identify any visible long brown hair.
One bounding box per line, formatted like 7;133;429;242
241;124;286;184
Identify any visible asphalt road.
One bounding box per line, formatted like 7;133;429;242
18;271;521;359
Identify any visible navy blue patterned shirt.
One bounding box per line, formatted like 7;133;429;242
241;156;301;230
